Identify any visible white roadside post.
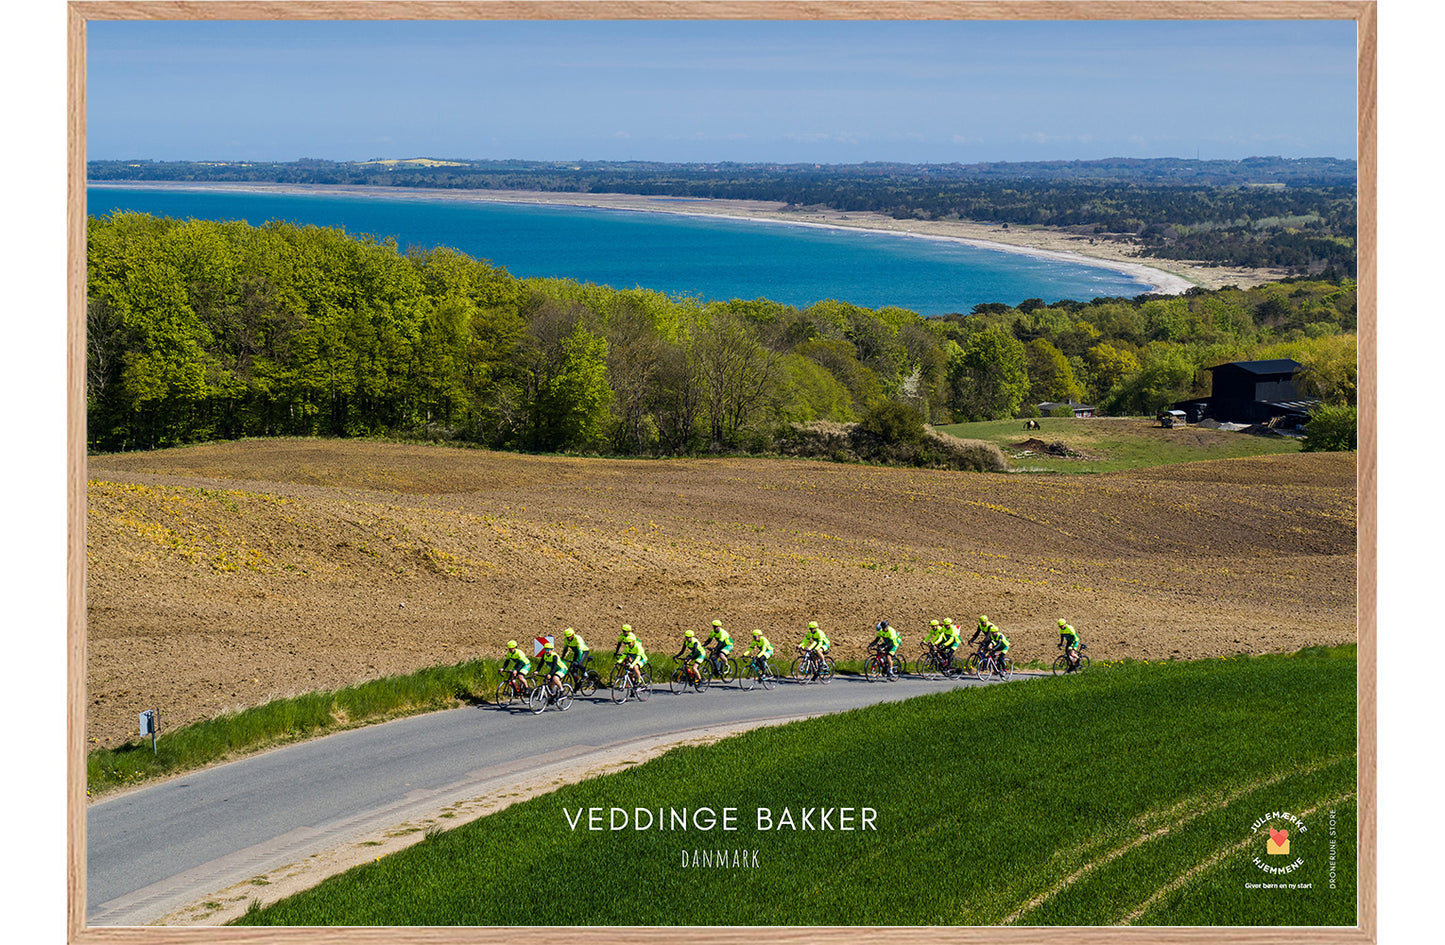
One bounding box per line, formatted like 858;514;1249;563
138;708;158;756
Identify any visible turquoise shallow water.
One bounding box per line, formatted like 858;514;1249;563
87;185;1156;316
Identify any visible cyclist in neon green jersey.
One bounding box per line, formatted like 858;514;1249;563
744;629;774;679
871;619;902;678
706;619;734;663
984;623;1011;672
536;641;568;691
968;615;997;652
934;618;961;669
561;627;590;674
618;628;648;686
502;640;531;694
1057;618;1082;670
673;629;707;685
801;620;831;655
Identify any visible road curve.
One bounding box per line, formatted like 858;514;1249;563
87;667;1038;925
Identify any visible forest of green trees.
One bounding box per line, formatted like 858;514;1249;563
86;212;1359;456
89;157;1358;277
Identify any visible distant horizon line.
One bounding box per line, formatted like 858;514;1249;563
89;154;1360;168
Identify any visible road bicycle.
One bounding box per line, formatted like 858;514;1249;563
701;648;738;684
495;672;538;708
610;665;653;704
564;657;604;696
529;679;574;713
864;645;902;682
1051;642;1090;676
669;662;712;694
916;643;961;680
962;643;992;677
974;650;1014;680
739;655;778;691
790;646;835;684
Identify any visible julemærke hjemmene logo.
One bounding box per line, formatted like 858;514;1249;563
1252;811;1306;875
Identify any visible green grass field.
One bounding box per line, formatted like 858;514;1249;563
935;416;1302;474
233;645;1357;927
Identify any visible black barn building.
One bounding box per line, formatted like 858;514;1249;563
1174;358;1318;426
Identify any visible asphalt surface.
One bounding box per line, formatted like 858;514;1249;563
87;665;1038;925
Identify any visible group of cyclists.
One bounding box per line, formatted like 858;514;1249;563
866;615;1081;679
500;615;1086;700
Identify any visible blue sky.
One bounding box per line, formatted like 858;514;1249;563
86;18;1359;164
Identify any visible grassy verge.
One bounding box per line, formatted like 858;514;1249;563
87;659;506;795
934;416;1302;474
233;645;1358;927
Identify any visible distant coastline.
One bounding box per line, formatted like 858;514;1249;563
87;180;1286;295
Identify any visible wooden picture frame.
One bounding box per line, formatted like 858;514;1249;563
65;2;1377;942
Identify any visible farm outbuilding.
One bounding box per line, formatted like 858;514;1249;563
1173;358;1319;427
1037;401;1097;418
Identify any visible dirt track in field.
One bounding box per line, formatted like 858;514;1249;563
84;440;1358;747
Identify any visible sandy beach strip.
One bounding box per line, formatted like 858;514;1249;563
88;180;1288;294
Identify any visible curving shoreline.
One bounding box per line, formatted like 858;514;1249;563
88;180;1286;295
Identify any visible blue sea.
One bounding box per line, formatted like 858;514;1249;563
86;185;1157;316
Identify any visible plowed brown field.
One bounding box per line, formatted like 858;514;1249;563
84;439;1358;747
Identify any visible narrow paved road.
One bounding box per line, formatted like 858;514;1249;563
87;668;1038;925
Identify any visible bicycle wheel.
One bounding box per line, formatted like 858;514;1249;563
789;657;806;681
495;681;514;708
695;672;711;693
999;656;1014;680
1075;654;1091;673
636;673;652;702
761;662;778;690
574;668;597;696
1052;654;1070;676
889;654;907;677
864;655;884;681
718;658;737;683
611;676;629;704
556;684;574;711
918;653;940;680
529;686;548;714
818;658;835;685
740;662;757;691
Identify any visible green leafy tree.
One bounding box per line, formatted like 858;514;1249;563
857;400;926;444
1084;342;1141;403
1024;338;1085;405
1302;404;1357;452
946;327;1029;421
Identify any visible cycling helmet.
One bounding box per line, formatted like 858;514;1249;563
622;624;632;632
541;641;554;651
808;621;818;629
753;629;763;637
507;640;518;649
712;619;723;628
930;619;940;627
684;630;695;638
980;615;989;622
875;620;890;631
624;631;637;642
1058;618;1067;626
564;628;575;638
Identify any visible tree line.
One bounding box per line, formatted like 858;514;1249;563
86;212;1358;455
89;157;1359;277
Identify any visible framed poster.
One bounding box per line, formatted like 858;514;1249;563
65;1;1377;941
